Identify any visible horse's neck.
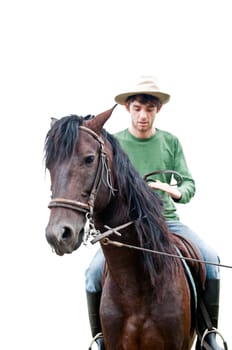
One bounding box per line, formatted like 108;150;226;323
95;198;129;230
96;201;153;291
100;225;145;289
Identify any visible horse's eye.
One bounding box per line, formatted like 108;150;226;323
85;155;95;164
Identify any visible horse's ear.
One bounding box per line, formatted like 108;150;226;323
84;104;117;134
50;117;58;128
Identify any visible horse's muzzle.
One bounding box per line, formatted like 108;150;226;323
45;222;84;256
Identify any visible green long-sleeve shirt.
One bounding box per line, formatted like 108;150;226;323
114;128;195;221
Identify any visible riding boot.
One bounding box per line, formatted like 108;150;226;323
86;291;105;350
196;279;226;350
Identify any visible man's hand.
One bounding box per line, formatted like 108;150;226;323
148;180;182;200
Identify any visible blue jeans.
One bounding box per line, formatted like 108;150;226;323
85;221;220;292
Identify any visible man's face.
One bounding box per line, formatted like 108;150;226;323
126;100;158;134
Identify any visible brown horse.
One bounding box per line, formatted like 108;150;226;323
45;106;200;350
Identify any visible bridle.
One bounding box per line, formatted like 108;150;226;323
48;125;116;218
144;169;183;186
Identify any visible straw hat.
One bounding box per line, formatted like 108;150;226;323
114;75;170;105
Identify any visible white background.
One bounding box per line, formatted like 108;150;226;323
0;0;231;349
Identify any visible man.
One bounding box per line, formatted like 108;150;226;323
85;76;223;350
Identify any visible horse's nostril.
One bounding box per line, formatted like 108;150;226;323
62;227;72;240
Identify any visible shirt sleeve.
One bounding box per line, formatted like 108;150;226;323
172;138;196;204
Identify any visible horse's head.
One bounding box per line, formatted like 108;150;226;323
45;106;117;255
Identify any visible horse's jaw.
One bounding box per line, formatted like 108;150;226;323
45;213;85;256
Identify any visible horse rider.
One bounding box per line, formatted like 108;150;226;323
85;75;224;350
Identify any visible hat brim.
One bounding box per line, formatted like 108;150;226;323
115;91;170;105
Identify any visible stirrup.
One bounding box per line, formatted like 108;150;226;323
200;327;228;350
88;332;103;350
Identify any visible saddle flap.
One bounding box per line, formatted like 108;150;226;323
172;233;206;291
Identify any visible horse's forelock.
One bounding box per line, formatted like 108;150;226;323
45;115;84;168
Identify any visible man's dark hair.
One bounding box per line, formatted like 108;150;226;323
126;94;161;107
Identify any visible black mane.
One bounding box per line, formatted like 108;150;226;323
105;132;178;285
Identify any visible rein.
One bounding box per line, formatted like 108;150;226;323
100;236;232;269
88;222;232;269
144;169;183;186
